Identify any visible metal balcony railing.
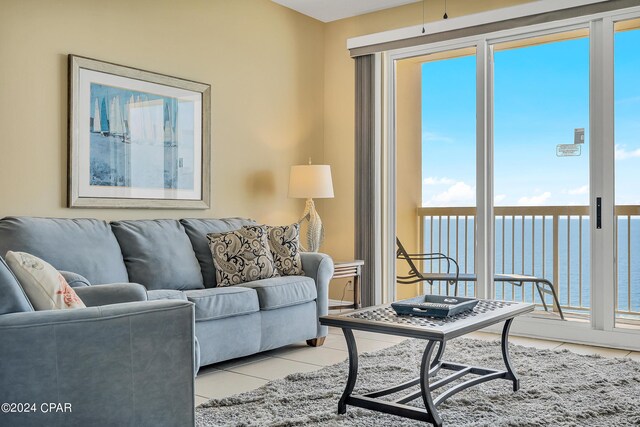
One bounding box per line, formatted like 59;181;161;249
416;205;640;319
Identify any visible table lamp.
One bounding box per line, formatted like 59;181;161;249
289;161;334;252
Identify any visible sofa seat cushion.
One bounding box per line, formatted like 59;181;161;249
180;218;256;288
111;220;204;291
240;276;317;311
147;289;187;301
184;287;259;321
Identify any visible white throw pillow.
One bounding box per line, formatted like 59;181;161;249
5;251;86;310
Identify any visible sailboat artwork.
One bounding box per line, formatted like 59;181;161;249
92;98;101;133
69;55;209;209
88;83;194;191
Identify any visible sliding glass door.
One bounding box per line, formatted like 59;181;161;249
419;48;477;298
394;47;477;300
492;30;591;319
387;6;640;346
614;18;640;328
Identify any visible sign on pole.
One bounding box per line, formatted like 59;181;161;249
557;144;581;157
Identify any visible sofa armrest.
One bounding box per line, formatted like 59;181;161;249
0;300;195;426
300;252;334;338
74;282;148;307
59;270;91;288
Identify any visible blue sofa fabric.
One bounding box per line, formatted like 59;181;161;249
59;270;91;288
184;287;260;321
180;218;256;288
300;252;334;338
241;276;317;310
0;300;195;427
0;256;33;315
196;313;261;366
74;283;148;307
0;216;333;372
0;216;129;285
111;219;204;291
259;301;317;351
147;289;188;301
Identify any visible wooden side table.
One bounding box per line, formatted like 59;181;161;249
328;260;364;310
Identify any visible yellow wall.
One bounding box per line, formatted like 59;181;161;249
0;0;324;224
1;0;535;302
322;0;535;300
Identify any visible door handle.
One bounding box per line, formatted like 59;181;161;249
596;197;602;229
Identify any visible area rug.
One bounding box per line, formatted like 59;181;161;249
196;338;640;426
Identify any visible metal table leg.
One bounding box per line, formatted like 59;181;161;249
420;341;443;427
501;318;519;392
338;328;358;414
337;323;521;425
431;340;446;369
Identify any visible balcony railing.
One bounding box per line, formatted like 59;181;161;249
416;205;640;319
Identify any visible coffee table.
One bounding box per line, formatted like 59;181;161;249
320;299;534;426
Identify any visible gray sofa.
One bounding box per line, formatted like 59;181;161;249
0;256;196;426
0;216;334;368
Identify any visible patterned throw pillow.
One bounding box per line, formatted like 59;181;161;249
5;251;86;310
267;223;304;276
207;225;279;286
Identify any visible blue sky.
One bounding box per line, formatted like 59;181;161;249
421;29;640;207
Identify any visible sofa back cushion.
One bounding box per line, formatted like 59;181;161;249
180;218;256;288
0;217;129;285
111;220;203;290
0;256;33;315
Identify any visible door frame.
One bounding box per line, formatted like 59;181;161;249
383;5;640;349
385;36;483;303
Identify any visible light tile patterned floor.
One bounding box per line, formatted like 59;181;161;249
194;326;636;405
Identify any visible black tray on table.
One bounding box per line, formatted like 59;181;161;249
391;295;479;318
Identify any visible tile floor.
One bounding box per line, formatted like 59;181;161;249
194;326;640;405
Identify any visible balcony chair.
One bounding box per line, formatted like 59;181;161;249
396;237;565;319
396;237;460;296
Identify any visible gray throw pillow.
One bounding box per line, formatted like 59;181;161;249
207;225;279;286
267;223;304;276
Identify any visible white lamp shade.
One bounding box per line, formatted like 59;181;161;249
288;165;334;199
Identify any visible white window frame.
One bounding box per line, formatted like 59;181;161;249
383;5;640;350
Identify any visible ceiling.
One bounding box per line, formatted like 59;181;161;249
271;0;421;23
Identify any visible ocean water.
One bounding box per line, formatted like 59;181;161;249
422;216;640;315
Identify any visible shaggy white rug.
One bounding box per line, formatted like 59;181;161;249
196;338;640;426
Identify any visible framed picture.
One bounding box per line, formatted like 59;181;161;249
68;55;211;209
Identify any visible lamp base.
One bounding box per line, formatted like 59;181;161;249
298;198;324;252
